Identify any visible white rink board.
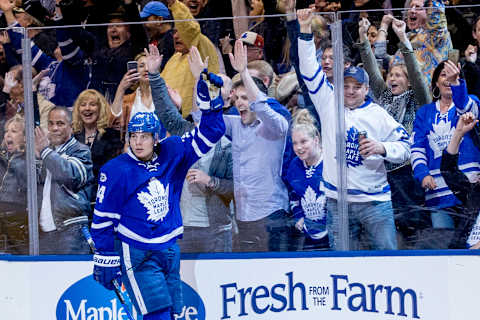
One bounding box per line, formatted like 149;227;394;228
0;254;479;319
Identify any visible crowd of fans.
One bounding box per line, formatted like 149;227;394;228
1;0;480;254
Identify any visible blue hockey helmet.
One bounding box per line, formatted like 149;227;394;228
127;112;161;142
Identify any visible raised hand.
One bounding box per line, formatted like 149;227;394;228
380;14;394;30
455;112;478;136
144;44;163;74
297;8;313;34
228;40;248;73
358;18;370;41
167;85;182;109
464;44;478;64
443;60;460;86
392;18;407;42
3;71;17;94
188;46;209;80
34;126;49;158
0;31;10;44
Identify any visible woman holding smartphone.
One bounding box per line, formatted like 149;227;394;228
110;53;167;142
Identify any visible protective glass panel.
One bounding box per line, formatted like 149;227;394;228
0;25;32;255
16;0;480;255
339;2;480;250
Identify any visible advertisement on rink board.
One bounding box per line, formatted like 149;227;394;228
1;254;479;319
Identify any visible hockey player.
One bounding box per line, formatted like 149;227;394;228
90;44;226;319
297;9;411;250
285;109;329;250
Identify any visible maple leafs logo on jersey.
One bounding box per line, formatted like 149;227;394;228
301;186;326;221
345;127;363;167
427;117;455;159
137;178;169;222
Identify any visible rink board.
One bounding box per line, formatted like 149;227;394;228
0;251;479;320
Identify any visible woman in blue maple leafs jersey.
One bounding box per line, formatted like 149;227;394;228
285;109;329;250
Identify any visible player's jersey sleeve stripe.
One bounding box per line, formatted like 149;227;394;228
196;126;215;147
91;221;114;229
94;209;121;220
117;224;183;244
191;138;206;158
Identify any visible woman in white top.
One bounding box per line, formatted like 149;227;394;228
111;53;167;142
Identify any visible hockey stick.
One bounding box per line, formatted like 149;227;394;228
81;226;136;320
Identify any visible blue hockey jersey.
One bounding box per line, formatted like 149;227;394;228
7;22;90;108
91;109;225;252
411;81;480;208
285;156;327;240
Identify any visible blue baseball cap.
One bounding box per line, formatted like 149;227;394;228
140;1;170;19
344;66;369;85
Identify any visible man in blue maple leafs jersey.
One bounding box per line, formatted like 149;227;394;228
90;44;225;320
297;9;410;251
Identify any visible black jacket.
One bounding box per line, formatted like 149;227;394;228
440;150;480;246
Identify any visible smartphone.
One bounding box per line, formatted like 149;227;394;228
448;49;460;65
127;61;138;72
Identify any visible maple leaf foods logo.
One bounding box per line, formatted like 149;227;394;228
137;178;169;222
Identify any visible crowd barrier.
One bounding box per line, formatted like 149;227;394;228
0;4;480;256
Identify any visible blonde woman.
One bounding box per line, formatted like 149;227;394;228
110;53;166;141
285;109;328;250
72;89;122;182
0;115;30;254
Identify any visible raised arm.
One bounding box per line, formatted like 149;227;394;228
392;18;431;107
229;39;288;138
358;17;388;98
0;0;55;72
229;40;261;101
110;69;140;118
35;128;92;191
446;61;480;118
145;44;194;136
296;8;334;122
441;113;479;205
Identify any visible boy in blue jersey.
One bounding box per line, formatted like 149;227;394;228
90;45;225;320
